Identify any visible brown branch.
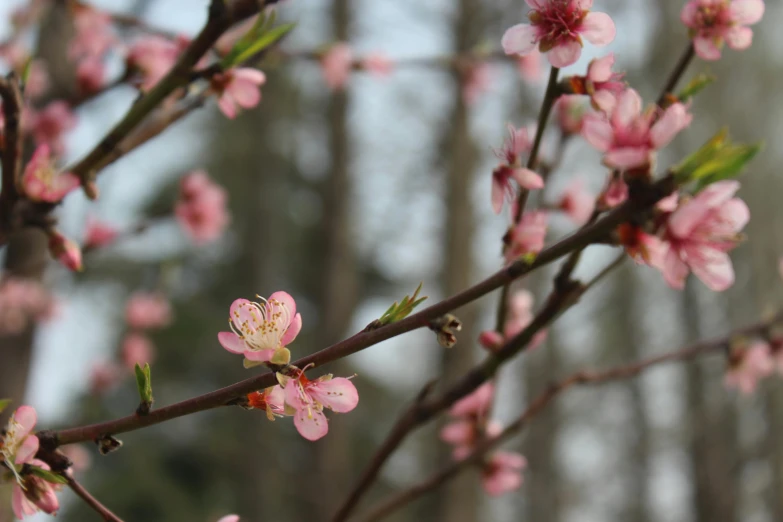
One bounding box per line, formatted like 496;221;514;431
0;74;24;204
656;43;695;107
355;311;783;522
66;475;125;522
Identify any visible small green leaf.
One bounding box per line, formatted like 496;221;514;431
377;283;428;325
0;398;11;414
28;466;68;485
693;143;762;190
221;18;297;68
134;363;153;410
677;73;716;101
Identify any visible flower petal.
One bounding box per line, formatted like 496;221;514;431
15;435;39;465
581;115;613;152
218;332;245;354
587;53;615;82
693;36;722;61
580;12;616;46
725;26;753;50
650;103;692;148
612;89;643;129
491;177;505;214
512;168;544;190
243;348;275;362
502;24;538;56
293;408;329;441
604;147;651;170
730;0;765;25
691;249;735;291
280;313;302;347
13;406;37;435
440;420;473;445
547;40;582;68
310;377;359;413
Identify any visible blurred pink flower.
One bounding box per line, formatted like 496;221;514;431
554;95;586;135
502;0;616;68
491;125;544;214
283;371;359;441
361;52;394;76
583;53;625;113
127;35;188;91
516;49;543;82
321;43;353;90
89;362;122;396
462;62;493;105
125;292;172;330
211;68;267;119
682;0;765;60
482;451;527;496
0;278;55;335
22;144;80;203
1;406;39;471
121;333;156;370
76;57;106;95
451;382;495;418
84;218;119;249
505;211;548;263
600;175;628;208
557;178;595;224
175;170;231;244
218;291;302;365
654;181;749;291
582;89;693;170
217;516;240;522
28;101;77;155
69;4;115;61
12;458;60;518
724;341;773;394
48;232;83;272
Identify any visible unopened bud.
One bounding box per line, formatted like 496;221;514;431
47;231;83;272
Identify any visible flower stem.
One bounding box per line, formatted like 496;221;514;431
656;43;695;107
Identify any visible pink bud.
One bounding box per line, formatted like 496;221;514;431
48;232;83;272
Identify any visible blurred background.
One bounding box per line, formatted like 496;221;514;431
1;0;783;521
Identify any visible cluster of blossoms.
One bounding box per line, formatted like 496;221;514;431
681;0;765;61
724;338;783;395
175;170;232;245
0;406;60;519
218;292;359;441
0;278;56;336
440;383;527;496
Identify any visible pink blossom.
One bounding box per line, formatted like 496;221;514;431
479;330;505;352
516;49;544;82
462;62;494;105
557;178;594;224
69;4;115;61
48;232;83;272
127;35;188;91
554;95;586;135
441;419;503;461
218;291;302;367
600;175;628;208
1;406;39;471
76;57;106;94
502;0;617;68
724;341;773;394
125;292;172;330
482;451;527;496
582;89;693;170
89;362;121;396
654;181;749;291
28;101;77;155
583;53;625;112
174;170;231;244
505;211;548;263
121;333;156;370
451;382;495;418
321;43;353;90
218;516;240;522
12;458;60;519
246;386;287;421
84;218;119;249
0;278;55;335
361;52;394;76
681;0;765;61
21;144;80;203
283;370;359;441
502;290;548;350
491;125;544;214
212;68;267;119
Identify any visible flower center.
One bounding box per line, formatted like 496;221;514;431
230;297;291;351
529;1;587;49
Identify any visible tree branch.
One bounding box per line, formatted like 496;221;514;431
355;311;783;522
0;74;24;209
66;475;125;522
656;43;695;107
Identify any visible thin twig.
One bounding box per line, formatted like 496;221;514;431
66;475;125;522
355;311;783;522
656;43;695;107
0;74;24;203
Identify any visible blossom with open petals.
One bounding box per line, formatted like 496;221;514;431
491;125;544;214
582;88;693;171
1;406;39;475
502;0;616;68
482;452;527;496
246;386;287;421
175;170;231;244
654;181;749;291
21;145;79;203
724;341;773;394
569;53;625;113
681;0;765;61
211;68;267;119
505;211;548;263
12;459;60;519
282;370;359;441
218;291;302;367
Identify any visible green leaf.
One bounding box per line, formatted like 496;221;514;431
134;363;153;407
677;73;716;101
377;283;428;325
0;398;11;414
673;129;729;183
694;143;762;191
28;466;68;485
221;16;296;68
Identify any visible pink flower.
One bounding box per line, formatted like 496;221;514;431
724;341;773;394
283;370;359;441
321;43;353;90
0;278;55;335
121;333;155;370
76;57;106;94
502;0;616;68
69;5;115;61
482;451;527;496
582;89;693;170
211;68;267;119
361;52;394;76
218;291;302;367
12;458;60;519
491;125;544;214
48;232;83;272
21;144;80;203
218;516;240;522
125;292;172;330
246;386;287;421
583;53;625;112
681;0;765;61
441;419;503;461
126;35;188;91
28;101;77;155
451;382;495;418
502;290;548;349
175;170;231;244
462;62;494;105
516;49;544;82
84;218;119;249
1;406;39;472
654;181;749;291
600;175;628;208
554;95;586;135
557;177;594;224
505;211;548;263
89;362;121;396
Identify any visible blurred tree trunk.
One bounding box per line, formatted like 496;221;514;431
316;0;359;515
436;1;481;520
